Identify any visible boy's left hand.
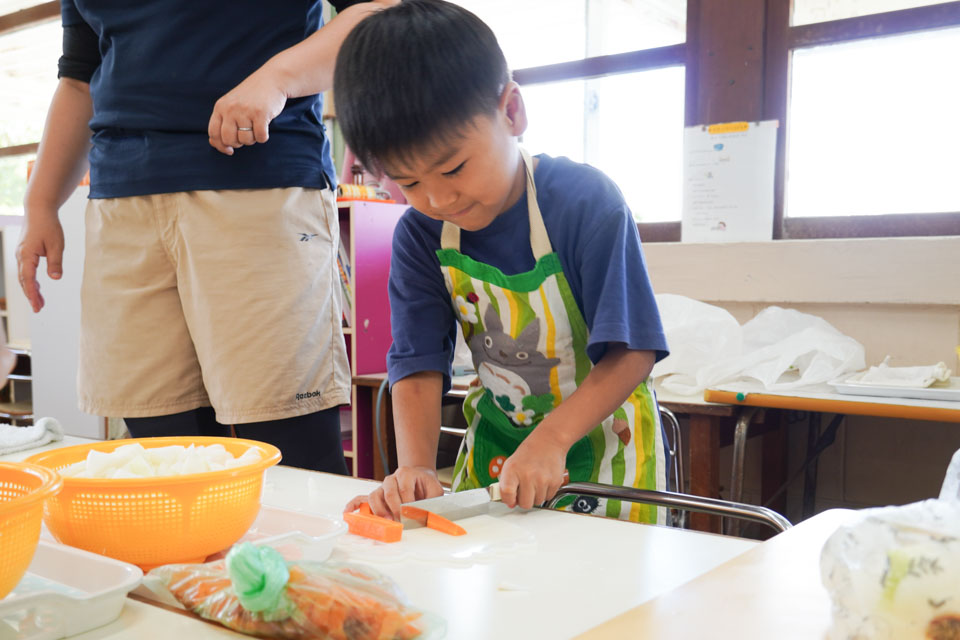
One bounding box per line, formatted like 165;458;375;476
498;431;568;510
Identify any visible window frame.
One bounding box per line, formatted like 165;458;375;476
512;0;960;241
512;0;698;242
766;0;960;239
0;2;58;163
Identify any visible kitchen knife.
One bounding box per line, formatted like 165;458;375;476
402;472;569;529
402;483;502;529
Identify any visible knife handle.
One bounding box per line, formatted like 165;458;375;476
489;471;568;503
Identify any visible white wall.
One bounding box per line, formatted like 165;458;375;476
645;236;960;516
28;187;103;439
1;217;32;349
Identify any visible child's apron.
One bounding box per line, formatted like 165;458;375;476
440;149;666;523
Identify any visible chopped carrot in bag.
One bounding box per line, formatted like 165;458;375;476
148;543;443;639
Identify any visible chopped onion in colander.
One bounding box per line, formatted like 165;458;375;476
59;443;264;479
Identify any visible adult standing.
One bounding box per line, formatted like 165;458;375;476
17;0;396;472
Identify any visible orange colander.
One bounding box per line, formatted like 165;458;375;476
24;436;281;569
0;462;63;598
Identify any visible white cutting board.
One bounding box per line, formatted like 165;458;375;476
335;508;537;567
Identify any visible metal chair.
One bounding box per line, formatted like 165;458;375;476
659;406;685;528
547;481;792;535
655;404;790;535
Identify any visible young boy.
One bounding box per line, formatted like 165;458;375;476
337;0;669;522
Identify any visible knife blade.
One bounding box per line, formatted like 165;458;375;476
401;471;569;529
402;483;502;529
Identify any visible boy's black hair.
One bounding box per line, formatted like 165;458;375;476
334;0;510;175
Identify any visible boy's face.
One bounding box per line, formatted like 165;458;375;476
383;83;528;233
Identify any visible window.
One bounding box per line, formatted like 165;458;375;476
523;68;685;223
451;1;586;69
770;0;960;238
453;1;685;68
453;0;687;223
0;8;60;215
786;26;960;219
792;0;955;25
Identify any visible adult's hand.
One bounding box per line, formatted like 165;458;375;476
207;66;287;155
207;0;401;156
16;210;65;313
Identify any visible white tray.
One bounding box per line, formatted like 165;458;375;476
202;505;347;564
828;375;960;402
0;541;142;640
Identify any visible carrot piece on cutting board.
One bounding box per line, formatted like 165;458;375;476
400;505;429;526
401;506;467;536
344;510;403;543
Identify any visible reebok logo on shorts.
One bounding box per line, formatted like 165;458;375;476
298;233;318;242
296;390;324;401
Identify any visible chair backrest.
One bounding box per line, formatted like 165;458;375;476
659;406;685;528
547;482;792;535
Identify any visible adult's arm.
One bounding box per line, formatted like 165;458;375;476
18;77;92;312
208;0;399;154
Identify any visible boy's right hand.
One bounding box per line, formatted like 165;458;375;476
16;211;65;313
344;465;444;521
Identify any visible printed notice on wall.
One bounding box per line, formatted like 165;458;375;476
681;120;778;243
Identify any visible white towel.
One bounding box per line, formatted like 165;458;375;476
854;356;952;388
0;417;64;456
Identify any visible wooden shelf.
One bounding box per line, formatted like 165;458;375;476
0;401;33;417
338;201;408;479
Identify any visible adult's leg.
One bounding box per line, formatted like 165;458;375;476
124;406;229;438
234;407;348;474
78;195;211;420
173;187;350;424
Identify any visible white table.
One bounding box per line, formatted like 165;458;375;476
4;439;758;639
577;509;859;639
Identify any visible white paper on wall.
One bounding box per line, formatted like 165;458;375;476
681;120;778;243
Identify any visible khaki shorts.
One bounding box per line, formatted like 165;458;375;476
78;187;351;424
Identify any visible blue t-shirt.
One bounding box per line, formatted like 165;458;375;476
387;154;669;392
60;0;340;198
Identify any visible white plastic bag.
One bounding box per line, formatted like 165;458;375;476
652;297;865;394
820;448;960;640
696;306;866;391
651;294;742;395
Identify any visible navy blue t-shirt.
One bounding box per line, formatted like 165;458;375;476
60;0;343;198
387;154;669;392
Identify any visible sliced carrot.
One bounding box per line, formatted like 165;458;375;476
427;511;466;536
400;505;466;536
358;502;372;515
400;505;429;526
343;510;403;543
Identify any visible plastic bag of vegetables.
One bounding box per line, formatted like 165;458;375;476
820;448;960;639
147;542;444;639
